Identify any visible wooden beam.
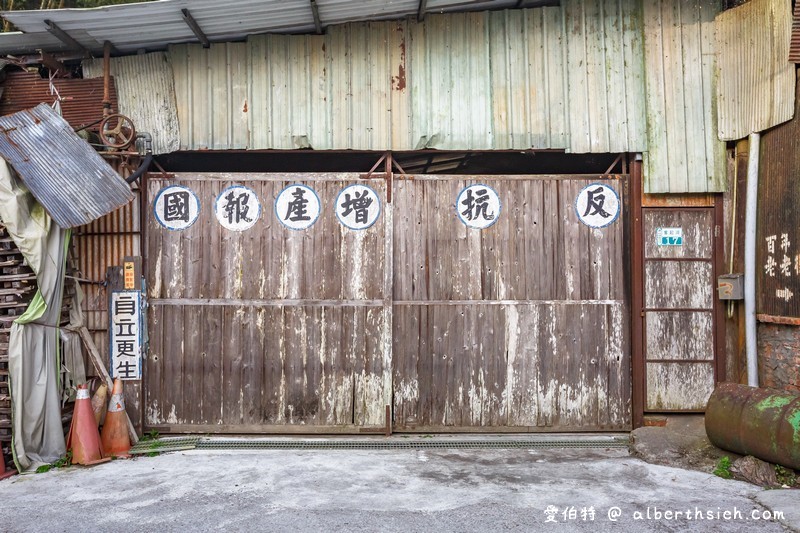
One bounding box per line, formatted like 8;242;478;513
37;49;68;77
181;8;210;48
418;0;428;21
309;0;323;35
43;20;90;57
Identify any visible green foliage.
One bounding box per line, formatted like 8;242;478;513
35;451;73;474
713;456;733;479
141;429;160;442
1;0;155;32
774;465;797;487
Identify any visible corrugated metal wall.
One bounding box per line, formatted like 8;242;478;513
642;0;726;194
166;3;647;153
85;1;736;193
716;0;795;141
84;53;181;155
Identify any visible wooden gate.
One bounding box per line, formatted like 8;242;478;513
392;176;631;431
144;172;631;433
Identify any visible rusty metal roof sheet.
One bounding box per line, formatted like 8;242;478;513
790;0;800;63
0;70;118;131
0;103;133;228
0;0;518;56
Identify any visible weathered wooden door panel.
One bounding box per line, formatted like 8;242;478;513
392;176;631;431
642;208;719;411
146;174;390;432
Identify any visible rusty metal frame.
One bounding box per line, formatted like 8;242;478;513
713;195;727;383
630;157;645;428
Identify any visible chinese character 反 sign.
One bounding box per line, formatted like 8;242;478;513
575;183;620;228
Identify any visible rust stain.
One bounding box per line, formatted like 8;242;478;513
242;99;248;113
391;36;407;91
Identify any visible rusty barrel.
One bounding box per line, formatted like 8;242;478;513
705;383;800;470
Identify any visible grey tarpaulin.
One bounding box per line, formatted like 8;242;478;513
0;160;68;471
60;281;86;404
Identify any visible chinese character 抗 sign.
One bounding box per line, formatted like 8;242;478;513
456;184;501;229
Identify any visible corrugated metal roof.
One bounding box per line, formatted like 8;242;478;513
716;0;795;141
643;0;726;194
0;0;516;56
791;0;800;63
0;70;118;131
158;2;646;153
83;53;180;154
0;103;134;228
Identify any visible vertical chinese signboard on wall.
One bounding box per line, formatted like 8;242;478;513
110;257;143;380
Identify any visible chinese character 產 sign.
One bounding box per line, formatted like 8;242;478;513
110;291;142;380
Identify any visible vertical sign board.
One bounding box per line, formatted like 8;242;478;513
109;257;143;380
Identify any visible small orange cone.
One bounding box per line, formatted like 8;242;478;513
67;383;110;466
100;379;131;458
0;453;17;480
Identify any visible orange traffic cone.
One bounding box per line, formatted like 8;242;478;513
100;379;131;458
67;383;110;466
0;453;17;480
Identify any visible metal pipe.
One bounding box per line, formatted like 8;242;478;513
125;132;153;185
744;133;760;388
102;41;111;117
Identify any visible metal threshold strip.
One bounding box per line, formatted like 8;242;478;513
130;436;629;455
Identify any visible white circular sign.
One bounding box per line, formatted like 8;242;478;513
575;183;620;228
275;184;321;230
335;184;381;230
214;185;261;231
456;184;501;229
153;185;200;231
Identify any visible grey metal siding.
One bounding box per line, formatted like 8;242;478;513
716;0;795;141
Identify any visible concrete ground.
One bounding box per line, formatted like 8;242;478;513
0;436;797;532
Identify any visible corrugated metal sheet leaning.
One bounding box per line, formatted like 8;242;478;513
716;0;795;141
0;103;134;228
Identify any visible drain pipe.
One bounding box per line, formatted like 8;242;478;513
126;132;153;185
744;133;760;388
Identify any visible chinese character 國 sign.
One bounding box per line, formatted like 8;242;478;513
275;184;321;230
656;227;683;246
110;291;142;380
215;185;261;231
153;185;200;231
456;184;501;229
336;184;381;230
575;183;620;228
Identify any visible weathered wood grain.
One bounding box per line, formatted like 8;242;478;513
646;361;715;410
643;209;713;259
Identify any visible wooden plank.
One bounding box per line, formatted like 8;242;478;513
645;311;714;361
644;261;713;309
643;209;714;259
646;361;715;411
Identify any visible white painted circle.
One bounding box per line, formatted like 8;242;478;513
214;185;261;231
335;184;381;230
275;184;321;230
153;185;200;231
575;183;620;228
456;184;501;229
